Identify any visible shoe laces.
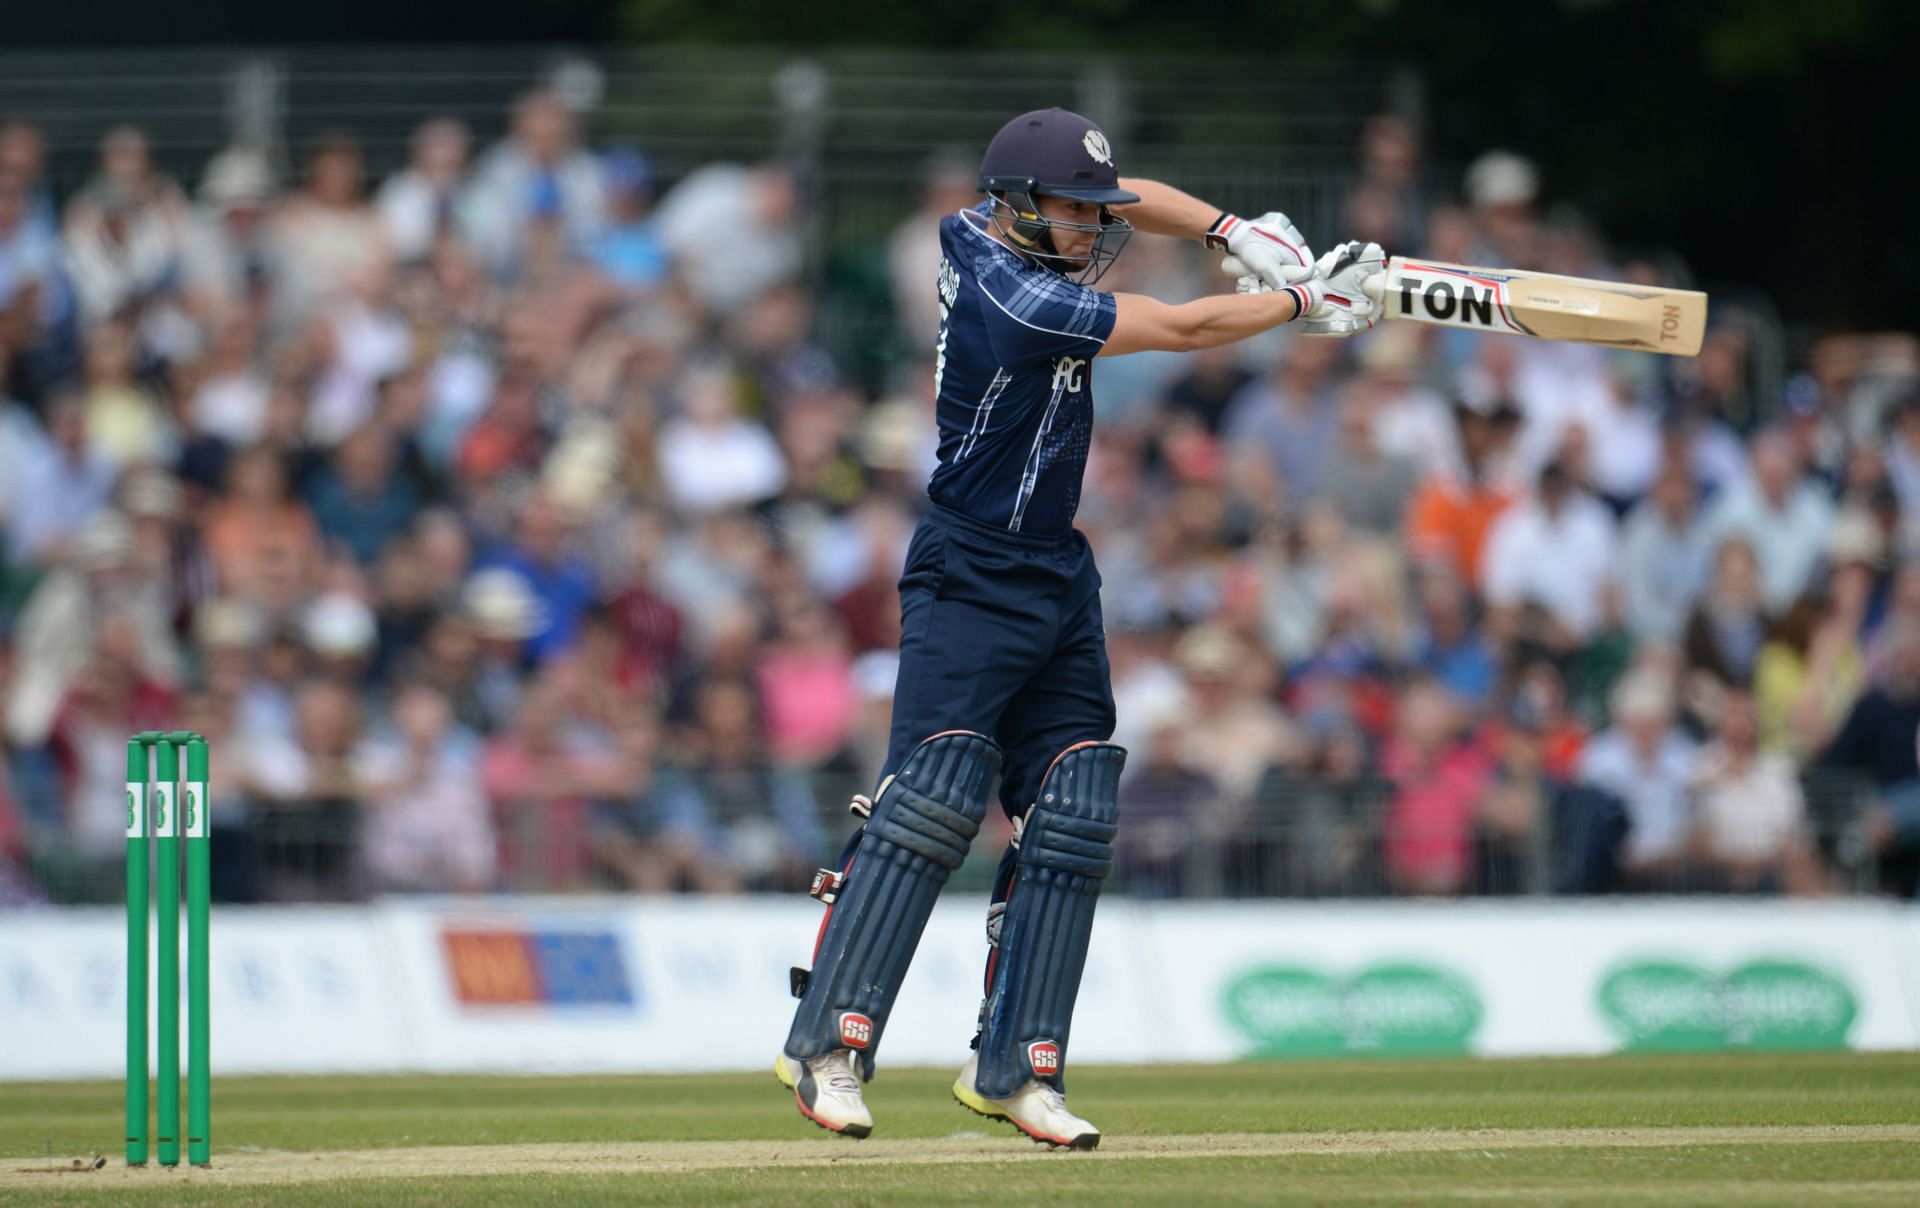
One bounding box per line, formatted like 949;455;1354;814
1036;1081;1068;1112
821;1052;861;1095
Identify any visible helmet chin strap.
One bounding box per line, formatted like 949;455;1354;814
991;193;1087;274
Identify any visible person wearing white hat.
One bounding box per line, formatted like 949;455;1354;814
5;511;181;748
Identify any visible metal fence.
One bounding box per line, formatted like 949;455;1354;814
11;764;1887;907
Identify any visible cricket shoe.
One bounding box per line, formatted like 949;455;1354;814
952;1049;1099;1150
774;1050;872;1138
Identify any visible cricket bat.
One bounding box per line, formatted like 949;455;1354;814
1381;258;1707;356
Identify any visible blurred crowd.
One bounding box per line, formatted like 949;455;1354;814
3;96;1918;907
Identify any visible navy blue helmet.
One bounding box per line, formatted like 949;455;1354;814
978;108;1138;285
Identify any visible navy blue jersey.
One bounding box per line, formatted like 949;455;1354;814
925;204;1117;535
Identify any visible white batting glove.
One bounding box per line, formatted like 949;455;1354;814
1298;240;1387;338
1207;211;1315;290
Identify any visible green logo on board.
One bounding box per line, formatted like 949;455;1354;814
1221;962;1482;1058
1597;958;1857;1052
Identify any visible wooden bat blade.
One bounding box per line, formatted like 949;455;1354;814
1382;258;1707;356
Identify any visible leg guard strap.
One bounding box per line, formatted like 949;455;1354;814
785;730;1001;1078
974;741;1125;1098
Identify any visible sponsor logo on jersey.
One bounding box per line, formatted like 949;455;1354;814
1050;356;1086;393
1027;1040;1061;1076
839;1012;875;1049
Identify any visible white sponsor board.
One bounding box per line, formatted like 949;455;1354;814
2;898;1915;1079
0;907;409;1079
375;894;1155;1074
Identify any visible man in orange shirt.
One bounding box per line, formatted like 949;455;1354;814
1405;391;1521;586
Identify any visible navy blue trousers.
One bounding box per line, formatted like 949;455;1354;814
883;505;1117;821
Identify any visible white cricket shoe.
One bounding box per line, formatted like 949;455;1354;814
952;1049;1100;1149
774;1050;873;1138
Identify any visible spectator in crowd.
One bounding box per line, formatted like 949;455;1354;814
1817;618;1920;896
655;161;801;319
1380;677;1490;896
355;678;494;893
308;424;422;566
0;156;71;360
1706;428;1837;611
1161;341;1254;436
268;133;387;331
1343;113;1428;251
481;667;626;891
755;597;856;768
1463;149;1541;268
1173;624;1299;819
1681;536;1771;727
1476;686;1561;894
1618;460;1715;643
462;89;608;280
887;149;977;354
378;118;472;265
1411;564;1498;710
187;315;272;446
1756;586;1867;765
1481;458;1618;657
0;119;54;234
243;676;364;902
648;676;823;892
1690;689;1824;894
180;148;276;323
82;318;172;468
1116;704;1220;897
1324;383;1421;538
1405;389;1520;588
1577;670;1700;890
587;149;669;294
4;387;117;568
1250;712;1383;897
62;126;190;325
203;444;322;613
1224;336;1345;509
42;638;176;896
1359;328;1458;479
657;363;788;513
6;512;180;754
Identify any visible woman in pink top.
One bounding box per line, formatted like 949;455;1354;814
1379;677;1493;895
755;598;856;767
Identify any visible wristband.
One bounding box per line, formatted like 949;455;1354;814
1203;212;1239;253
1283;284;1314;320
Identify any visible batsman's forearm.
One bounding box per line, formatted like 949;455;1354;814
1106;287;1306;356
1185;290;1306;346
1113;178;1220;240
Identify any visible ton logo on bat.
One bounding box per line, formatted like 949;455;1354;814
1395;274;1498;327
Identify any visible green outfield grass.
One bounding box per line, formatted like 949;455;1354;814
6;1053;1920;1204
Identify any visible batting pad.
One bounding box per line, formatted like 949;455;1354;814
785;730;1001;1079
974;741;1125;1099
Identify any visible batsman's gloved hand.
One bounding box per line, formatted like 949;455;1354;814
1235;268;1328;320
1298;240;1387;338
1208;210;1315;290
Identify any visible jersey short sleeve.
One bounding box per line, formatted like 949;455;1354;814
972;257;1117;367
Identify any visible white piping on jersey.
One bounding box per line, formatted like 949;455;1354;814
958;207;1110;346
977;279;1110;346
1008;374;1069;532
957;368;1011;461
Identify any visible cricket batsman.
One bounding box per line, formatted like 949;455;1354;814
776;108;1385;1147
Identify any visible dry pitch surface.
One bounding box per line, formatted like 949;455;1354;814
7;1053;1920;1204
